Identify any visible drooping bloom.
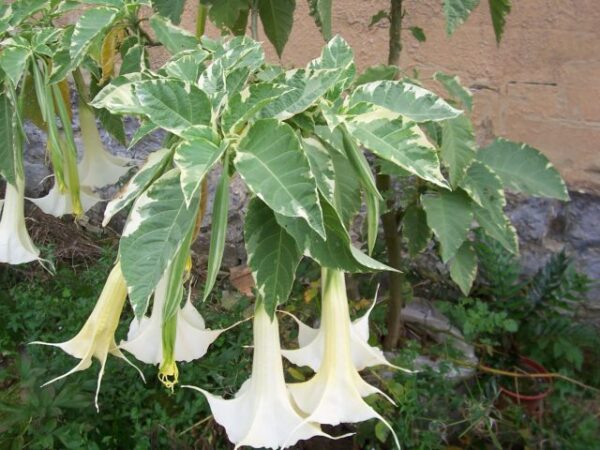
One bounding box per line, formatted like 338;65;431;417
29;182;99;217
31;262;144;410
184;303;330;449
77;102;131;189
0;177;40;264
120;274;236;366
286;268;400;448
281;288;406;372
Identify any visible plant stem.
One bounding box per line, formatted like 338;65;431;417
250;0;259;40
195;2;209;39
382;0;407;351
194;1;210;239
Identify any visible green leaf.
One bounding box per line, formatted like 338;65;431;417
0;93;16;186
222;83;289;133
422;191;473;263
245;198;302;316
120;44;147;76
365;189;379;255
440;115;476;187
443;0;480;35
174;133;226;206
350;80;462;122
307;0;332;41
135;79;212;136
120;169;199;317
0;45;30;88
149;15;198;55
402;205;431;256
355;65;399;86
478;138;568;200
151;0;186;24
258;0;296;58
70;7;119;67
275;198;393;273
304;134;361;226
347;118;448;188
203;161;230;301
449;241;478;295
235;119;325;238
103;148;172;226
207;0;250;35
434;71;473;112
409;26;426;42
489;0;511;44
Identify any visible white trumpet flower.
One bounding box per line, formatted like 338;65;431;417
0;177;40;264
77;102;131;189
120;275;238;365
281;290;398;372
286;269;400;448
184;303;330;450
29;182;99;217
31;263;144;411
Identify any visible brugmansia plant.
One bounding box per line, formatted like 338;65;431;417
0;0;569;448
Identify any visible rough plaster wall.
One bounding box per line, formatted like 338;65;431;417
170;0;600;193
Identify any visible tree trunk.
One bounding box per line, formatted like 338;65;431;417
382;0;408;351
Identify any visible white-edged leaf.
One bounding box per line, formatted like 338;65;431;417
120;169;199;317
443;0;480;35
422;190;473;263
234;119;325;239
0;45;30;88
349;80;462;122
245;197;302;317
135;79;212;135
103;148;171;226
434;71;473;112
478;138;568;200
70;7;119;67
149;15;198;55
174;132;226;206
347;118;448;188
90;73;144;114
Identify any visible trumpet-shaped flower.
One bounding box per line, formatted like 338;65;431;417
120;275;238;366
0;177;40;264
185;303;330;450
29;182;99;217
281;289;401;372
77;102;131;189
31;263;144;411
286;269;400;448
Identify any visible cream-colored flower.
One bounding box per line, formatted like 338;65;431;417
28;182;99;217
287;269;400;448
184;303;330;450
77;102;131;189
281;288;403;372
32;263;144;410
120;276;236;366
0;177;40;264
